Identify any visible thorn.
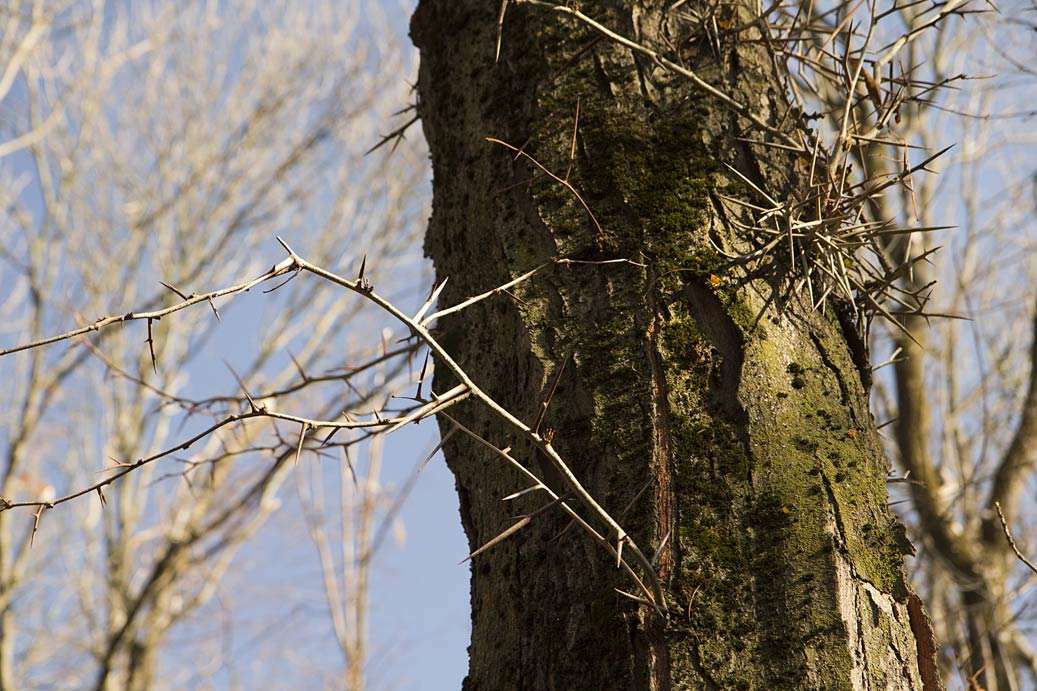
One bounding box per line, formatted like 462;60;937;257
356;254;374;293
294;423;309;466
288;351;308;381
614;588;656;608
414;277;449;324
495;0;509;63
564;97;580;183
418;426;457;474
461;515;531;564
503;484;544;501
415;349;432;401
30;506;44;548
342;447;357;488
207;296;221;321
225;362;259;412
159;281;189;300
651;530;671;568
534;353;569;434
460;496;567;564
146;318;158;374
100;456;133;471
275;236;295;256
366;113;419;155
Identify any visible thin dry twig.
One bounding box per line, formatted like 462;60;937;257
487;136;605;239
0;259;294;357
995;502;1037;577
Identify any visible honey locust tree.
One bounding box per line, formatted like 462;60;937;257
411;0;946;689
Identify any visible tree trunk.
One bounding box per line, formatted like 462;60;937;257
411;2;943;689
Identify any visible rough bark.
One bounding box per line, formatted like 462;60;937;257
411;1;943;689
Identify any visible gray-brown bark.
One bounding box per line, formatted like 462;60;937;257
412;2;943;688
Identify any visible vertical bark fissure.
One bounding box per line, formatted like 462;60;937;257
645;285;675;581
644;273;674;690
689;640;721;691
809;331;854;414
682;280;747;437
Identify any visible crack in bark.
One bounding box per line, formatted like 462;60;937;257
886;599;913;689
819;469;849;552
834;300;872;392
808;330;852;412
643;614;672;691
682;279;748;438
688;639;720;691
645;290;675;580
644;279;674;691
856;585;872;691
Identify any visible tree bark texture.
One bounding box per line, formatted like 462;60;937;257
412;2;943;689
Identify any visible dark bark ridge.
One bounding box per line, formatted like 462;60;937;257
413;2;940;689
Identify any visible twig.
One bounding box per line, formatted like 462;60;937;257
995;502;1037;577
487;136;605;239
0;258;295;357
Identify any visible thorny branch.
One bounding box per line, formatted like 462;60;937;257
0;242;666;613
994;502;1037;578
0;261;292;358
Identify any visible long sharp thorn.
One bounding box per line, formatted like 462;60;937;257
341;447;357;488
534;353;569;434
30;507;43;548
275;236;295;255
419;426;457;474
495;0;509;63
146;319;157;374
294;423;308;466
225;362;258;411
207;296;221;321
503;484;545;501
461;516;532;563
615;589;656;608
415;349;432;400
159;281;189;300
415;277;449;323
462;496;567;563
651;530;671;568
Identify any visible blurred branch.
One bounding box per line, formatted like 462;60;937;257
983;306;1037;549
993;502;1037;577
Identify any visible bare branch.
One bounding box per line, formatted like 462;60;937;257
994;502;1037;578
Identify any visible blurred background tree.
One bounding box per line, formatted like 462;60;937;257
0;2;465;689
